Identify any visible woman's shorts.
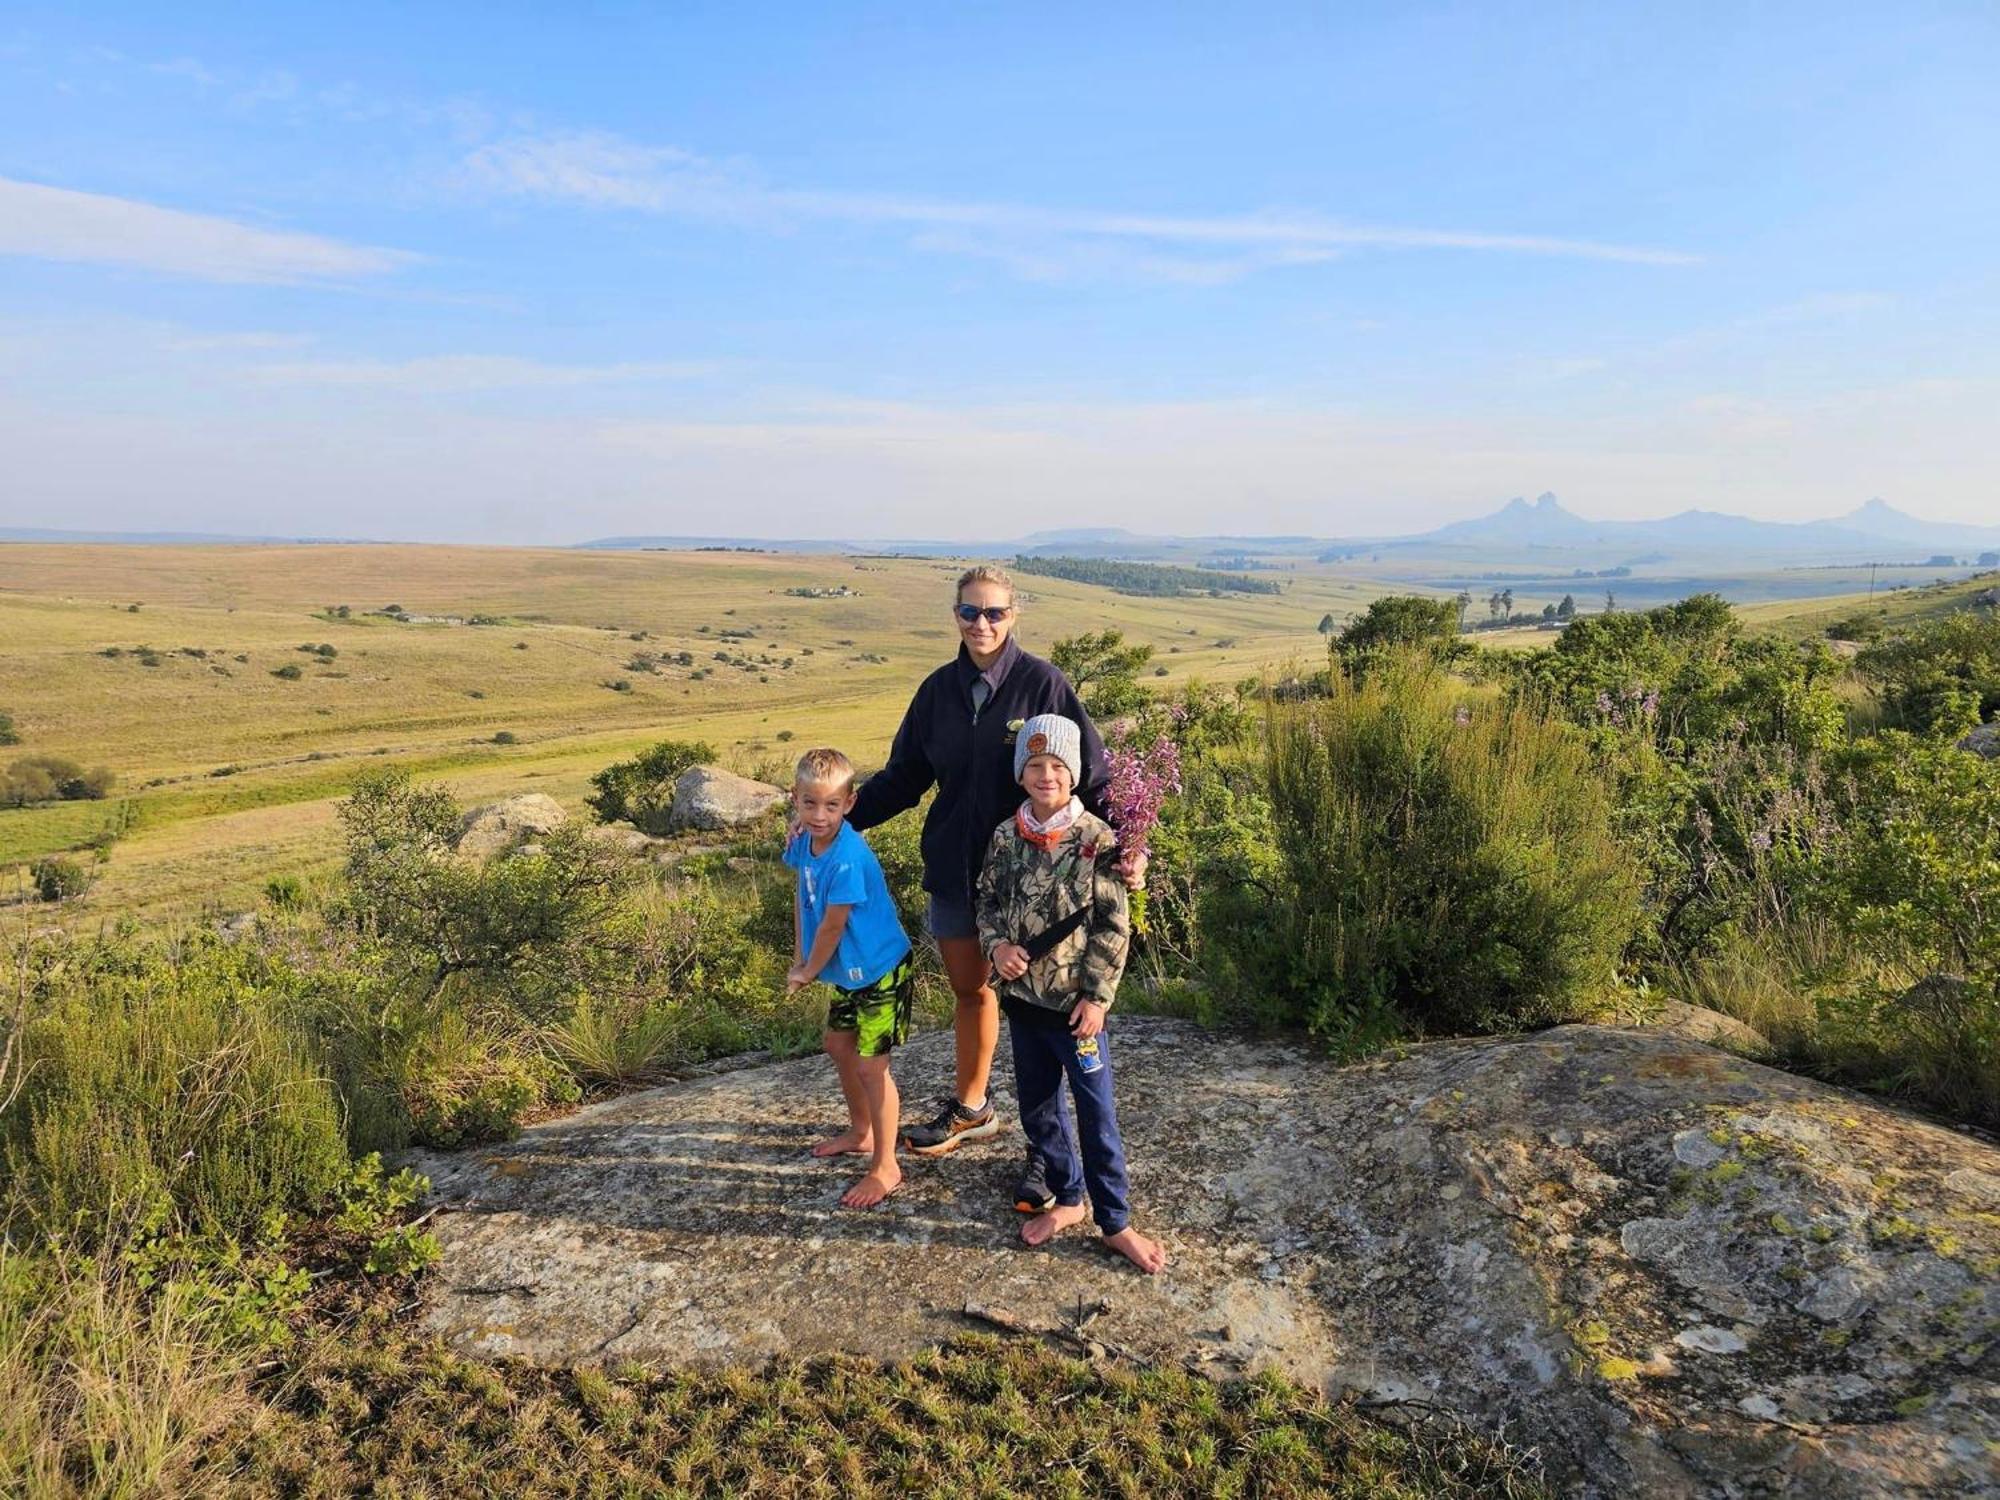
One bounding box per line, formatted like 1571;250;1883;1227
924;891;979;941
827;955;915;1057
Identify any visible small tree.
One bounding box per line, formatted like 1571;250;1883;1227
1557;594;1577;622
1051;630;1155;719
1317;613;1337;636
1604;590;1617;614
1454;591;1472;631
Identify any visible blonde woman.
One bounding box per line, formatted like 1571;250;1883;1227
849;566;1137;1193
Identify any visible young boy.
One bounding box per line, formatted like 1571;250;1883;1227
976;714;1167;1274
784;748;915;1209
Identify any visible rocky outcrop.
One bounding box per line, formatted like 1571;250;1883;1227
411;1020;1997;1498
455;793;569;859
666;766;786;831
1960;724;1998;759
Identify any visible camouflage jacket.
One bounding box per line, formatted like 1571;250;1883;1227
975;809;1128;1014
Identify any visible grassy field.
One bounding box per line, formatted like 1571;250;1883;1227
0;544;1388;921
1736;568;2000;639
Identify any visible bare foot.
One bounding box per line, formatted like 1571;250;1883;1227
1103;1226;1167;1275
1021;1202;1088;1246
812;1128;872;1159
840;1163;902;1208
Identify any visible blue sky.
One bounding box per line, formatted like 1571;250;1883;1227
2;2;1995;542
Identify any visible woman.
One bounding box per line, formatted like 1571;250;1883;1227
848;564;1137;1160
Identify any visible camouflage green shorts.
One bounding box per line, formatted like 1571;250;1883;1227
827;955;915;1058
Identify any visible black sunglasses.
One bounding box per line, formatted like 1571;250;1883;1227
955;604;1013;624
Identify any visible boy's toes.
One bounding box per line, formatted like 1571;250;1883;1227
1104;1228;1167;1275
1020;1202;1087;1246
811;1130;872;1159
840;1166;902;1208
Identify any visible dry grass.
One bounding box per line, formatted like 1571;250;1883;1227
0;1246;258;1500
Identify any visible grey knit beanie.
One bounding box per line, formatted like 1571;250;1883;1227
1014;713;1083;786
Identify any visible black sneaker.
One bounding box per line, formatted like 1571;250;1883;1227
1013;1153;1055;1214
901;1096;1000;1157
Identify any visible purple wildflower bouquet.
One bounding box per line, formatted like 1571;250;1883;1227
1103;726;1183;934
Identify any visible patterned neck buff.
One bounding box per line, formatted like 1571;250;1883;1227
1017;795;1084;844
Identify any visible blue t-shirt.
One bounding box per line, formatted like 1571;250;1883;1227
783;823;911;990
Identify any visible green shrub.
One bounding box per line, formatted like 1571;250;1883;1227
1;754;116;808
387;1011;544;1149
585;738;716;833
0;710;16;747
1335;595;1469;669
271;663;303;681
264;874;305;908
336;770;631;1021
492;730;518;744
1856;612;2000;736
30;856;93;902
1257;654;1639;1038
1823;611;1884;642
2;945;349;1242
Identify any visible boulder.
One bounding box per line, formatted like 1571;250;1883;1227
1958;723;1998;759
1630;998;1770;1055
455;793;568;859
411;1020;1998;1498
666;766;786;831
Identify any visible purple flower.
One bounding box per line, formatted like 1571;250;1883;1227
1103;728;1182;868
1749;830;1773;852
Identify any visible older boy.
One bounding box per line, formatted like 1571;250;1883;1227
976;714;1167;1274
785;748;914;1208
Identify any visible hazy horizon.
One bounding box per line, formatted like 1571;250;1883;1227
3;4;1996;544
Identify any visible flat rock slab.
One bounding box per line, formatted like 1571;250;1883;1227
411;1018;2000;1499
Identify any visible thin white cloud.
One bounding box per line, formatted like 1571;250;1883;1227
462;129;1701;279
0;177;417;284
247;353;721;392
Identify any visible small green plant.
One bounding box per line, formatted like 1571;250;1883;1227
264;875;305;908
0;709;16;747
491;730;518;744
271;662;303;681
550;994;681;1086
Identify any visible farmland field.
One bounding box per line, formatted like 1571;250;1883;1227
0;543;1386;921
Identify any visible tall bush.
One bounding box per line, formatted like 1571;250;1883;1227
1258;654;1639;1038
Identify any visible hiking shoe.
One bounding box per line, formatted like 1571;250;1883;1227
1013;1153;1056;1214
901;1096;1000;1157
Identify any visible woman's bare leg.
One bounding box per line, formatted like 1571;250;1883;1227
936;935;998;1107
